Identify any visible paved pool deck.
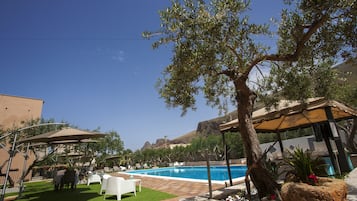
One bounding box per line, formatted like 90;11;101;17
113;172;241;201
115;167;357;201
345;167;357;201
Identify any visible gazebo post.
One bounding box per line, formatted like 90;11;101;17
276;132;284;155
0;131;18;201
315;123;340;175
325;107;351;173
221;132;233;186
205;149;212;199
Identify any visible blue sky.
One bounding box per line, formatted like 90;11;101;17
0;0;283;150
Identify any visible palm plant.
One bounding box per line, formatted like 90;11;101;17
284;148;327;185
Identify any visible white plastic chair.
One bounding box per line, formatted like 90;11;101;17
87;174;101;185
100;174;112;194
104;177;136;200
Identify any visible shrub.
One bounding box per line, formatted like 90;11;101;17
284;148;327;185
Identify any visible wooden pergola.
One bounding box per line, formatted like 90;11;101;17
220;97;357;184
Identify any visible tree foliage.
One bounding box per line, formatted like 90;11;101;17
129;129;314;168
144;0;356;197
146;0;271;114
145;0;355;114
97;131;124;155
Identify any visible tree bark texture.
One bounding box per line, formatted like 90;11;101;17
347;118;357;152
235;80;279;198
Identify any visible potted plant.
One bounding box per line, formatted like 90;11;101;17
281;148;347;201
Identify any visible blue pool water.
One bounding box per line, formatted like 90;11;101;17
127;166;247;181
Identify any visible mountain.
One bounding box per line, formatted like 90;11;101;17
141;138;169;150
196;111;237;137
141;111;237;150
334;59;357;84
171;130;197;144
141;141;153;150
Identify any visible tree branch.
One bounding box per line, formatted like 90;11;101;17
243;14;330;77
255;64;266;78
219;69;237;80
227;44;243;66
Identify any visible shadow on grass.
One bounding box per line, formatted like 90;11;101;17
12;181;176;201
16;183;99;201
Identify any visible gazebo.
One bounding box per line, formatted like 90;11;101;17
220;97;357;175
0;126;105;201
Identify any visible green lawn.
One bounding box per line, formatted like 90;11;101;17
6;181;176;201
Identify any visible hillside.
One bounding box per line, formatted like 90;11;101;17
196;111;237;137
141;111;239;150
334;59;357;84
171;130;197;144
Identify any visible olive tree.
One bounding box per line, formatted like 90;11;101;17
144;0;356;198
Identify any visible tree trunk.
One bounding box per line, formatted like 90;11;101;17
338;118;357;152
347;118;357;152
235;81;279;198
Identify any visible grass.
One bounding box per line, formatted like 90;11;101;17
5;180;176;201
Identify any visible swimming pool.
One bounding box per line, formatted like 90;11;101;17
127;165;247;183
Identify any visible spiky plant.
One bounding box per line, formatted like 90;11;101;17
284;148;327;184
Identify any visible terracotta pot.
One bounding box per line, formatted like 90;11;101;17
281;177;347;201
